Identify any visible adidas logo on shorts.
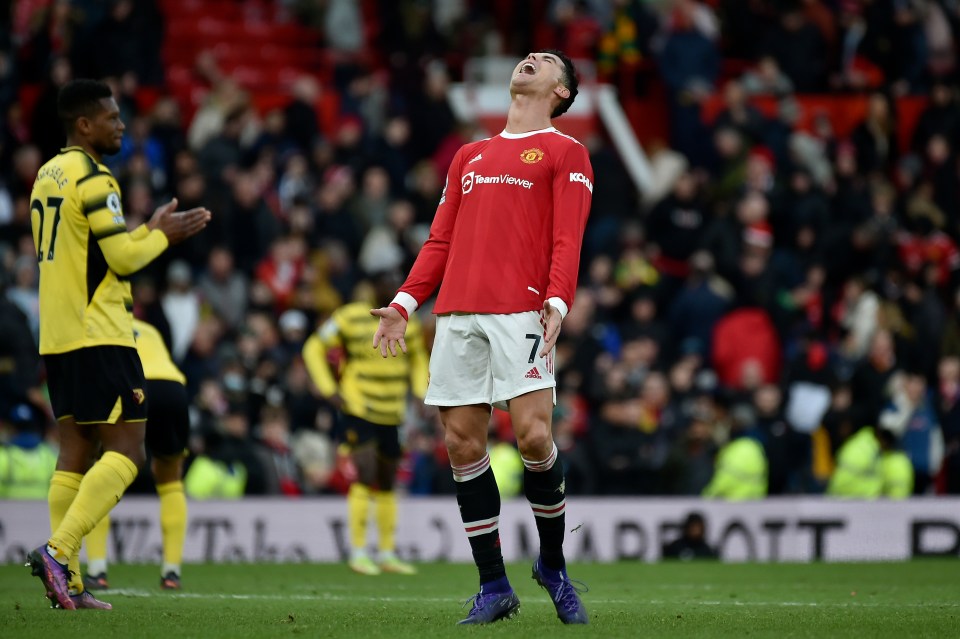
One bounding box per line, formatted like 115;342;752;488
525;367;542;379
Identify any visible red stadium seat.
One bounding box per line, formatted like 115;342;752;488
700;93;928;152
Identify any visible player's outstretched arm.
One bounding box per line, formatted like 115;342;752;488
96;196;208;276
370;306;408;358
147;198;212;245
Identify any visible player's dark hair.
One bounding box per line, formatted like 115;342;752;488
57;79;113;133
537;49;579;118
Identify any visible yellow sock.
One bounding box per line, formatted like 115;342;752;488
49;452;138;559
85;514;110;577
49;471;84;592
375;490;398;554
157;481;187;574
347;483;372;552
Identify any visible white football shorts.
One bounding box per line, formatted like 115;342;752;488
425;311;556;410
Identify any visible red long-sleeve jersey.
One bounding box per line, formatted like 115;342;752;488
397;127;593;316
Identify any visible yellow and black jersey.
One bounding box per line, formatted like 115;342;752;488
31;146;169;355
303;302;429;426
133;319;186;385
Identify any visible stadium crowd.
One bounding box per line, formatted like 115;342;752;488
2;0;960;498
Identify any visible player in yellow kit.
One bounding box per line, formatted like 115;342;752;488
26;79;210;610
83;318;190;591
303;271;429;575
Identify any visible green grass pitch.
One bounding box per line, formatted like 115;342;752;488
1;560;958;638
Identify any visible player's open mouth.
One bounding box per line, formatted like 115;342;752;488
518;62;537;76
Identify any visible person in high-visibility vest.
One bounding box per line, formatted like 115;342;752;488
703;420;768;500
183;456;247;499
0;425;57;499
827;425;882;498
877;427;914;499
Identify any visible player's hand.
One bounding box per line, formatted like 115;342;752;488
370;306;408;357
148;198;212;245
540;300;562;357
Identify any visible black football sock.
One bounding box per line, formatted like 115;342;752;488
523;443;566;571
453;454;506;587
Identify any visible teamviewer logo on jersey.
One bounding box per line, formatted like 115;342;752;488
461;171;534;194
525;367;542;379
462;172;475;194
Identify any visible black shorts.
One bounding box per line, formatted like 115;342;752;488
145;379;189;457
45;346;147;424
341;414;402;459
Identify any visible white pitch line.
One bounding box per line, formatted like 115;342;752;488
105;589;959;608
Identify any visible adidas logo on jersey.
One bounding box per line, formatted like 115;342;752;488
468;152;483;164
525;367;542;379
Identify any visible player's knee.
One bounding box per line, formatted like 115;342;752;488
56;449;92;474
352;447;378;486
125;447;146;468
444;429;485;464
377;472;396;492
104;443;145;468
151;456;184;484
514;420;552;460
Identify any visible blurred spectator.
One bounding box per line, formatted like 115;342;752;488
324;0;365;55
937;356;960;493
255;237;307;314
711;308;781;391
879;371;944;494
662;511;718;560
408;61;456;164
207;409;268;495
29;55;71;162
226;173;282;274
877;427;914;499
837;276;880;359
656;1;719;163
702;404;768;500
291;408;335;494
646;172;707;284
827;425;881;498
849;329;899;432
912;82;960;154
183;455;247;499
761;6;827;92
7;255;40;341
667;251;732;358
0;413;57;498
662;402;718;495
255;406;303;495
284;76;322;156
740;56;794;97
198;246;248;331
851;92;898;175
162;260;201;363
550;0;603;60
714;81;766;145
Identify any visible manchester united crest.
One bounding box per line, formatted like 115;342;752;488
520;148;544;164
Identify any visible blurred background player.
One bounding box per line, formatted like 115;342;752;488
26;79;210;610
82;317;191;592
303;270;428;576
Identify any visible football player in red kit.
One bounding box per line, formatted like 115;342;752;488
372;49;592;625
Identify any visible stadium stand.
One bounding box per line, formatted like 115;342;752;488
2;0;960;500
